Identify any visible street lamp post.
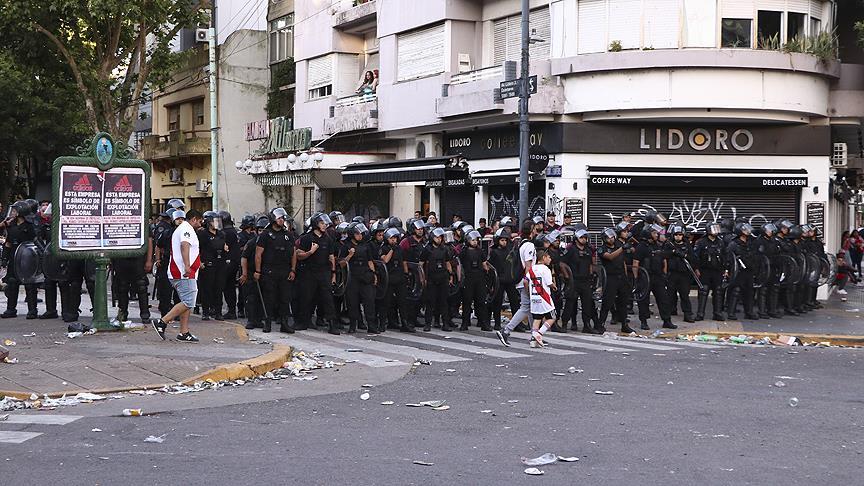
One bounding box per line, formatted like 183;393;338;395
517;0;531;224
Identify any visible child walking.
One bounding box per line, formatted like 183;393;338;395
529;250;557;347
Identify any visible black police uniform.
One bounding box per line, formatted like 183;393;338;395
198;227;227;319
755;234;782;318
597;240;629;331
241;237;262;328
37;221;60;319
693;234;727;320
805;236;826;309
776;235;800;315
447;242;463;321
726;236;757;319
665;239;695;321
257;226;295;332
112;255;150;321
562;241;597;333
424;242;454;331
618;235;637;315
222;225;241;319
2;220;38;318
339;239;377;333
400;234;427;327
58;260;96;324
153;219;178;315
236;229;257;318
295;230;338;331
487;242;521;330
459;244;489;331
378;241;408;331
634;239;672;327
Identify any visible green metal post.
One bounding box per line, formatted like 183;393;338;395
91;255;114;330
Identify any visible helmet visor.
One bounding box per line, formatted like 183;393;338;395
319;214;333;226
210;217;223;231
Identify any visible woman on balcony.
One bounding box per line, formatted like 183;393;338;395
356;70;378;98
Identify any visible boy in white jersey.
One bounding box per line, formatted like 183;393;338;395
529;250;557;347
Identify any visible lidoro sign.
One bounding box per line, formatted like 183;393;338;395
639;128;754;152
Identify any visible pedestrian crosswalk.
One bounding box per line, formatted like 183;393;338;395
0;414;82;444
252;327;721;368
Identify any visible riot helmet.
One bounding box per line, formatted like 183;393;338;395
706;223;722;236
329;211;346;225
240;215;255;229
336;222;350;236
544;230;561;245
351;216;365;224
800;223;814;236
460;225;475;238
602;227;616;241
573;223;588;233
384;227;401;241
203;211;223;231
269;207;288;223
777;219;793;233
10;200;30;218
431;227;446;241
787;225;803;239
499;216;515;229
615;221;631;236
311;212;333;229
531;215;544;226
172;210;186;222
347;222;369;240
443;230;456;245
494;228;511;241
465;230;481;246
255;216;270;230
575;229;589;240
411;219;425;232
734;222;753;236
387;216;403;230
761;223;777;237
167;198;185;211
218;211;234;227
451;221;467;231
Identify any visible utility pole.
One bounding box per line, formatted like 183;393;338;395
517;0;530;224
208;0;219;211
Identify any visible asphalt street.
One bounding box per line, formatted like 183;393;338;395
1;329;862;485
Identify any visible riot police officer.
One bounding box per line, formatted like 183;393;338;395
240;216;270;330
693;223;727;321
460;230;490;331
634;224;675;330
616;221;637;317
236;215;258;318
2;200;38;319
755;222;782;318
198;211;227;320
339;222;377;334
112;253;151;322
802;224;825;310
726;222;758;320
379;227;413;332
776;220;800;315
400;219;428;328
219;211;241;320
563;228;600;334
255;208;297;333
487;228;520;331
597;227;634;334
665;225;696;323
296;212;340;335
423;227;454;332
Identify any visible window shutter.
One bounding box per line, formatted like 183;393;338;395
492;17;509;65
528;7;551;61
683;0;717;47
493;9;550;65
336;54;360;98
809;0;823;19
786;0;809;13
608;0;642;49
308;54;333;89
643;0;680;49
578;0;607;54
397;23;445;81
721;0;752;19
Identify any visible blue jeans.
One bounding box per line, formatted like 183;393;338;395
170;279;198;309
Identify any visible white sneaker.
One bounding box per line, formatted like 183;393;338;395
838;289;848;295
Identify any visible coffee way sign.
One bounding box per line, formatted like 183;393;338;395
639;128;754;152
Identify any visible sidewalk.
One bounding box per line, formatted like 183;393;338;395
0;293;290;399
645;283;864;345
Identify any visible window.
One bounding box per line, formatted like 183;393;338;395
643;0;680;49
167;106;179;131
492;7;551;65
397;23;445;81
194;100;205;126
721;18;752;48
577;0;607;54
269;14;294;64
787;12;806;41
303;187;315;220
810;18;821;37
683;0;717;48
307;54;333;100
757;11;781;48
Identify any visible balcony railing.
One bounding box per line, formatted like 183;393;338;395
450;65;504;86
333;0;376;29
140;130;211;160
336;93;377;107
324;94;378;135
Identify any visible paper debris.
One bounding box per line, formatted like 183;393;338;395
524;468;545;475
522;453;558;466
144;435;165;443
360;393;370;401
594;391;614;395
380;401;395;406
413;460;434;466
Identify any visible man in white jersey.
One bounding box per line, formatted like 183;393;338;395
152;209;203;342
496;218;542;346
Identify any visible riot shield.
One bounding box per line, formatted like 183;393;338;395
406;262;425;301
484;266;499;305
373;260;389;300
332;264;348;297
805;253;821;287
772;255;797;288
628;265;650;301
818;254;837;286
41;242;70;282
13;241;44;284
753;254;771;289
792;254;807;285
592;265;607;302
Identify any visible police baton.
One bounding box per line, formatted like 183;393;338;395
681;257;705;292
255;279;268;321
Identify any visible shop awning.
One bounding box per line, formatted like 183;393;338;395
587;167;808;189
342;155;468;184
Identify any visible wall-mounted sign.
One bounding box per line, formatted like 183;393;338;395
564;198;584;223
246;119;271;141
639;128;754;152
444;124;563;160
546;165;562;177
587;175;808;189
58;166;146;250
254;118;311;156
805;201;825;236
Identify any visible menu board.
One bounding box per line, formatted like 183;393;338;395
564;198;584;224
58;166;145;251
805;201;825;237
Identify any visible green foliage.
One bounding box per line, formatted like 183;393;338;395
856;21;864;48
780;30;839;62
0;0;207;141
608;40;622;52
266;59;295;119
758;33;781;50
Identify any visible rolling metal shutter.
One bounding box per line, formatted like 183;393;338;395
643;0;681;49
587;187;800;232
608;0;642;50
578;0;607;54
442;187;475;225
307;54;333;89
397;23;445;81
683;0;717;47
492;7;552;65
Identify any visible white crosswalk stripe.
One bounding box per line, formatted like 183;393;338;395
552;333;688;351
0;414;82;444
296;331;470;363
424;330;586;356
380;332;531;359
263;334;408;368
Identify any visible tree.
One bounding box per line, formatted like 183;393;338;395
0;0;207;142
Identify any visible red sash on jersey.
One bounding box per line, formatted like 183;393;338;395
527;266;553;306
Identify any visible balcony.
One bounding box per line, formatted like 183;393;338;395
436;65;505;118
140;130;211;161
333;0;376;30
323;94;379;135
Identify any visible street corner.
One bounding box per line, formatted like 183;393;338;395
184;344;293;384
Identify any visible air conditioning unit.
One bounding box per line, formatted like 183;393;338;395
195;178;210;193
832;142;848;168
457;53;472;73
168;168;183;183
195;28;208;43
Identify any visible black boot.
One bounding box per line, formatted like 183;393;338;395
262;319;272;333
712;292;726;320
726;289;740;320
695;292;707;321
366;320;379;334
328;320;342;335
280;320;295;334
683;313;696;323
767;288;782;318
640;320;650;331
348;321;357;333
621;323;636;333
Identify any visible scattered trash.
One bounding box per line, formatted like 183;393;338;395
292;376;317;381
0;414;8;421
774;376;798;380
776;335;801;346
360;393;370;401
3;339;16;346
651;330;664;338
122;409;143;417
609;372;624;376
588;378;601;382
413;460;434;466
567;367;583;374
22;333;36;338
507;400;519;403
523;468;545;476
495;364;506;368
66;323;92;333
380;401;394;406
522;453;558;466
212;338;225;344
413;359;431;366
519;375;529;378
0;345;8;362
552;372;566;376
419;400;446;408
602;332;620;340
345;348;363;352
845;308;860;312
789;397;799;407
695;335;718;342
774;381;786;388
653;353;666;357
405;403;423;407
144;435;166;444
667;381;674;385
91;428;102;432
362;384;374;388
124;322;145;330
594;391;614;395
728;335;750;344
432;405;450;411
480;410;493;413
444;369;456;373
557;456;579;462
3;357;18;364
66;332;83;339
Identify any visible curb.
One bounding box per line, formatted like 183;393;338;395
643;330;864;347
0;344;294;402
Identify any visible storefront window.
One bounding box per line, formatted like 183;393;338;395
331;187;389;220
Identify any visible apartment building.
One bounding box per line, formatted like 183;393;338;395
275;0;863;249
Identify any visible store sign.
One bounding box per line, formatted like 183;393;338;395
639;128;754;152
588;175;808;188
564;198;584;223
444;124;562;160
58;166;146;250
546;165;562;177
246;119;271;141
254;118;311;156
806;201;825;236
